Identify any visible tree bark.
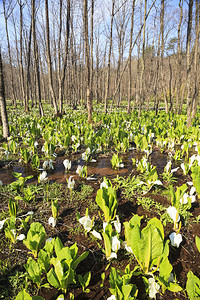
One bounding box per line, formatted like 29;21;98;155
32;0;44;117
45;0;58;114
83;0;92;123
3;0;16;108
0;48;10;138
127;0;135;113
104;0;115;113
186;0;194;127
176;0;183;114
191;0;200;120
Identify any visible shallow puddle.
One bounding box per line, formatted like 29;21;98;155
0;148;170;186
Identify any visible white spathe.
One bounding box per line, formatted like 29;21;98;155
100;181;108;189
63;159;72;171
167;206;180;223
39;171;48;182
107;295;116;300
111;236;120;252
107;252;117;260
169;232;182;248
76;165;84;176
79;215;93;232
48;216;56;228
67;176;75;189
0;218;8;230
148;277;160;299
16;234;25;241
91;230;102;240
122;241;133;254
112;215;121;233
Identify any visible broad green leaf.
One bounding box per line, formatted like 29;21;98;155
47;268;61;289
122;284;133;299
38;249;51;272
55;237;64;256
57;247;72;262
129;215;143;228
148;217;164;240
102;231;112;259
195;236;200;253
84;271;91;287
186;270;200;299
159;241;172;282
15;290;32;300
168;283;182;292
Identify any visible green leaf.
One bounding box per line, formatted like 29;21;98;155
168;283;182;292
147;217;164;240
159;241;172;282
54;237;63;256
38;249;51;272
122;284;133;299
195;236;200;253
84;271;91;287
15;290;32;300
186;270;200;299
47;268;61;289
51;257;64;282
102;231;112;259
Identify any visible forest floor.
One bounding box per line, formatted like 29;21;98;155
0;146;200;299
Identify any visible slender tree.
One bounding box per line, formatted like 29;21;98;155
0;48;10;138
2;0;16;108
45;0;58;114
32;0;44;117
83;0;92;123
186;0;194;127
127;0;135;113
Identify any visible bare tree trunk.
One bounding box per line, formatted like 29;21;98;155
176;0;183;114
18;0;28;112
192;0;200;120
58;0;70;114
104;0;115;113
160;0;168;114
186;0;194;127
45;0;58;114
0;48;9;138
12;15;22;104
168;57;173;111
32;0;44;117
138;0;147;118
83;0;92;123
25;23;32;112
127;0;135;113
90;0;94;98
3;0;16;108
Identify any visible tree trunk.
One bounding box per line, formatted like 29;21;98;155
3;0;16;108
32;0;44;117
0;48;10;138
104;0;115;113
18;0;28;112
83;0;92;123
176;0;183;114
127;0;135;113
186;0;194;127
139;0;147;117
191;0;200;120
45;0;58;114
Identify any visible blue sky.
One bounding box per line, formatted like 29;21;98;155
0;0;188;55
